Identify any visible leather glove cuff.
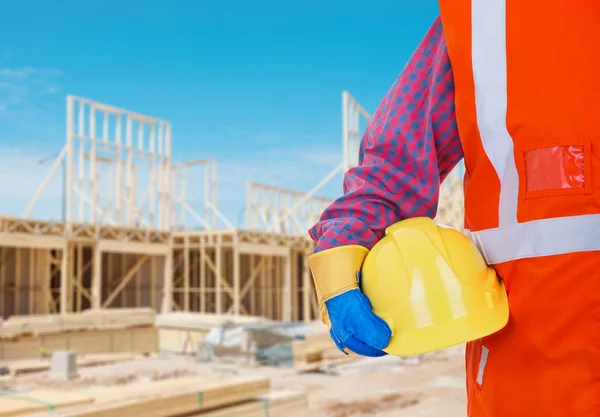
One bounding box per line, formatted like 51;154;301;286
307;245;369;322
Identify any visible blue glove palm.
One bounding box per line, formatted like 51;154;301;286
325;288;392;357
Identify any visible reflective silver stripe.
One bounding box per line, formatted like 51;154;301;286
468;0;598;264
476;345;489;386
470;214;600;264
472;0;518;227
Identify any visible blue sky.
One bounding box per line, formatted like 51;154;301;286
0;0;442;228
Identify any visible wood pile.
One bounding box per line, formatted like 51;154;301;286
293;329;360;372
0;376;308;417
0;309;155;337
0;390;94;416
155;313;271;355
3;353;137;376
0;309;158;360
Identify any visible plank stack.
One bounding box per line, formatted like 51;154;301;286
0;309;158;360
293;329;360;372
0;376;308;417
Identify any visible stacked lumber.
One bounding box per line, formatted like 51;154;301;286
8;376;308;417
4;353;136;376
293;329;360;372
0;309;158;360
155;313;271;354
0;309;155;337
187;391;308;417
0;390;94;416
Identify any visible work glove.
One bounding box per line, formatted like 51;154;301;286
307;245;392;357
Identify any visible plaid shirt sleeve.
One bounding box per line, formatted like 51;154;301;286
308;16;464;253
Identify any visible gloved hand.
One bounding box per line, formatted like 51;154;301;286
308;245;392;357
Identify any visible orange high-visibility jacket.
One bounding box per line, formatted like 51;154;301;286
438;1;600;416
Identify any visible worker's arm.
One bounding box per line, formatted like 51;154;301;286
308;16;463;253
307;16;464;357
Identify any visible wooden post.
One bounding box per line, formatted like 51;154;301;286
291;251;299;322
261;255;267;319
275;257;281;320
302;251;311;323
249;254;256;316
29;249;35;314
151;256;157;310
76;244;83;311
161;244;173;313
107;253;113;307
232;234;240;316
183;236;190;311
91;244;102;309
215;235;222;314
282;252;292;322
38;249;51;314
15;248;21;315
266;255;272;319
120;255;126;307
200;238;206;313
136;258;141;307
60;242;69;314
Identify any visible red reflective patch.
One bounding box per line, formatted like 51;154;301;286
524;146;584;192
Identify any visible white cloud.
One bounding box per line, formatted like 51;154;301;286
0;67;62;114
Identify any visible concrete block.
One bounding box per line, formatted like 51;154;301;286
50;351;77;380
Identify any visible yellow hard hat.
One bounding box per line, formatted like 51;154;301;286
360;217;509;356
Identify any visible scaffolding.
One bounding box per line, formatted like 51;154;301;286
1;90;465;321
1;95;319;321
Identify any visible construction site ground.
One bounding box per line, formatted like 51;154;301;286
11;346;467;417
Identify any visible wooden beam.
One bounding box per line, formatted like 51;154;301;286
303;252;311;323
161;248;173;313
267;255;273;319
0;248;14;316
151;256;157;310
60;243;70;314
215;236;222;314
237;243;289;257
136;257;141;307
120;254;126;307
15;248;21;315
282;252;292;321
232;236;240;315
102;256;149;307
183;236;190;311
199;242;206;313
68;243;75;312
0;233;65;249
261;256;267;319
249;255;256;315
97;240;169;255
37;249;51;314
291;251;298;321
29;248;35;314
76;244;83;312
91;244;102;309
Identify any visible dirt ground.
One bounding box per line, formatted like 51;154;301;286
12;346;467;417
